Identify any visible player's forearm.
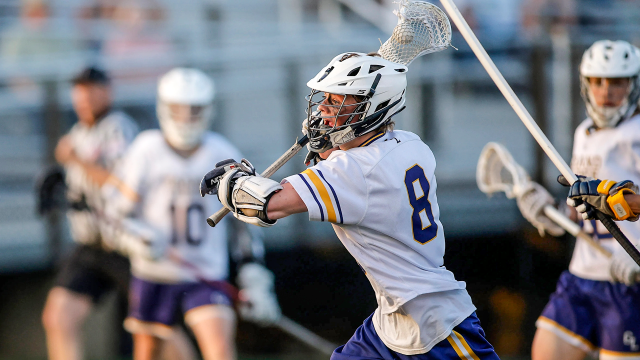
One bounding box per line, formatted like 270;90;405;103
266;182;307;220
624;193;640;215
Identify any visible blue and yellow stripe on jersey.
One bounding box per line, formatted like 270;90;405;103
358;130;386;147
296;168;343;224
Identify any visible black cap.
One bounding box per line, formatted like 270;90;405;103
72;66;110;85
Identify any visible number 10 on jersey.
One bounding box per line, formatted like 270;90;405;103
404;165;438;244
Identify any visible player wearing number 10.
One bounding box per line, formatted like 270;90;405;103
202;53;499;359
104;68;280;360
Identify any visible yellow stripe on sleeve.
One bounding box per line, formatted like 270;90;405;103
302;169;337;223
453;330;481;360
447;334;467;359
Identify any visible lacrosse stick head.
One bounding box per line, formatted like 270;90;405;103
476;142;532;199
378;0;452;66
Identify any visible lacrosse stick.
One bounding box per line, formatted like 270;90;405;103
168;250;338;355
439;0;640;266
477;142;612;257
206;0;453;227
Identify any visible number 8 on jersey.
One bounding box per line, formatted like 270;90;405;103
405;164;438;244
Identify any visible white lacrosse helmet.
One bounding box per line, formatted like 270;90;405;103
157;68;215;150
580;40;640;128
305;52;407;152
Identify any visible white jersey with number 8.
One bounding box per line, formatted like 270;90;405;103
285;130;467;315
106;130;242;283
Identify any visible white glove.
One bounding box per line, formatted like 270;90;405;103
237;263;281;326
116;218;168;260
516;182;566;237
218;171;282;227
610;251;640;286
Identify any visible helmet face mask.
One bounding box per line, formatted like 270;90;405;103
579;40;640;129
157;68;215;151
157;102;213;151
305;91;369;152
304;52;408;152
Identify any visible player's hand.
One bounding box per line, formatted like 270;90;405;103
610;251;640;286
302;117;321;165
558;175;639;221
200;158;255;197
237;263;281;326
117;218;168;260
516;181;565;237
55;135;77;165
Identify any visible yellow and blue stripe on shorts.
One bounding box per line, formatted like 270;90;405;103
330;311;499;360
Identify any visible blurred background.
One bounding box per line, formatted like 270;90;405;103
0;0;639;358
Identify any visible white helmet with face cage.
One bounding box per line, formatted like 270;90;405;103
580;40;640;128
157;68;215;150
305;52;407;152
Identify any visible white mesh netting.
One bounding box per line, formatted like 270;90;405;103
476;142;531;199
378;0;452;65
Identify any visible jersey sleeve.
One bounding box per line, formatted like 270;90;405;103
283;152;367;224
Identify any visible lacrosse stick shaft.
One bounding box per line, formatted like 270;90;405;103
277;316;338;356
439;0;640;266
438;0;575;184
542;206;612;258
206;135;309;227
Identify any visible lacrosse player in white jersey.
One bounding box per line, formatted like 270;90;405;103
40;66;142;360
103;68;280;360
514;40;640;360
201;52;499;359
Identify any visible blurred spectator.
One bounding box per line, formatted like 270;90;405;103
521;0;577;38
0;0;80;99
102;0;171;59
75;0;120;54
454;0;524;47
75;0;165;56
100;0;175;80
0;0;80;64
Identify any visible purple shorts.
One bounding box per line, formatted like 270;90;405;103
128;276;234;326
331;312;499;360
538;271;640;356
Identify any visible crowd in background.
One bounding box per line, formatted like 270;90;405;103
0;0;638;101
1;0;639;65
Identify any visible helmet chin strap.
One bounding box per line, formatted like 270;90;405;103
328;126;356;147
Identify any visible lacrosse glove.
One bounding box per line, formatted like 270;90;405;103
237;262;281;326
302;117;322;166
201;158;282;227
117;218;168;261
200;158;256;197
516;181;565;237
35;165;67;216
560;175;639;222
610;251;640;286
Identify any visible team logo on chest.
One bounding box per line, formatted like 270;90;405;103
570;156;602;179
